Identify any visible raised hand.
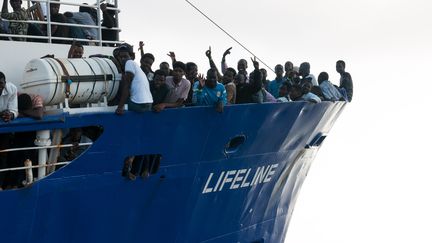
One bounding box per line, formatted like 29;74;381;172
197;73;206;88
223;47;232;58
167;51;176;61
138;41;144;51
250;56;259;70
205;46;212;59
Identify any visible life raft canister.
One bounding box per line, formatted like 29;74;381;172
21;57;121;106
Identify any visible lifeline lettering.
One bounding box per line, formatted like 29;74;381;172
202;164;279;194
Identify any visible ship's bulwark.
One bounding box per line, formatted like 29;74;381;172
0;102;345;243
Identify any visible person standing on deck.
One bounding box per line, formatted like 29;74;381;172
138;41;155;82
192;68;227;113
267;64;285;98
153;61;190;112
114;45;153;115
299;62;317;86
283;61;294;82
336;60;353;102
235;58;263;104
1;0;28;41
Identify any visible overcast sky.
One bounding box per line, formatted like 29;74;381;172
116;0;432;242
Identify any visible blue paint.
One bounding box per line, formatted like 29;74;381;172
0;101;345;243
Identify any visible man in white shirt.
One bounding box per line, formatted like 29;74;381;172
0;72;17;122
114;45;153;115
0;71;17;190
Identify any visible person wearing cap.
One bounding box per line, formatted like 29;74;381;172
153;61;190;112
114;44;153;115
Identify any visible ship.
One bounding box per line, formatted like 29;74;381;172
0;1;346;242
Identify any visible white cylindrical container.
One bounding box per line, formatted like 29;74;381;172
21;57;121;106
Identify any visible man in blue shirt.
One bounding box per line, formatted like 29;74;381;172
192;69;227;113
318;72;342;101
267;64;284;98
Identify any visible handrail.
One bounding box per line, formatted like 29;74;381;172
0;0;120;45
0;142;93;153
0;33;123;45
23;0;120;12
5;19;122;31
0;161;70;172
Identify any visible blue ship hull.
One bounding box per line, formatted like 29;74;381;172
0;102;345;243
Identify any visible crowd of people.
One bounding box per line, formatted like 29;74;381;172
0;40;354;187
110;43;353;117
1;0;118;45
109;43;353;179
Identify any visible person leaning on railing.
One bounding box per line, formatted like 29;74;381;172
0;71;17;190
1;0;28;41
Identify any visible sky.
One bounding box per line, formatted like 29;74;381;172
118;0;431;242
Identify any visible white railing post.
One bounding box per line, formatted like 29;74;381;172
35;130;51;180
97;0;102;46
46;0;52;43
114;0;119;43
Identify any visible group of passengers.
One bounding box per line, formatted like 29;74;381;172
111;43;353;118
0;39;353;185
1;0;118;45
109;43;353;179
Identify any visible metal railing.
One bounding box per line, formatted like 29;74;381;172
0;161;71;172
0;0;122;45
0;141;92;184
0;142;93;154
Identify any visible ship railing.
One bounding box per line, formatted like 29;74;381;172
0;142;93;154
0;0;122;46
0;160;71;172
0;141;93;185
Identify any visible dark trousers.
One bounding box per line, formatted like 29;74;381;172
0;133;12;188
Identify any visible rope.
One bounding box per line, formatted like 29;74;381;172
185;0;275;73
